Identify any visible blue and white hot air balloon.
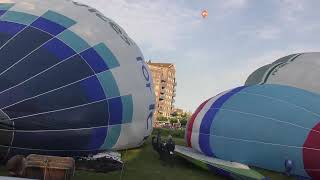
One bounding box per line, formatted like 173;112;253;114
0;0;155;159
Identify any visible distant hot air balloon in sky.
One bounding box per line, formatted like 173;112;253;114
201;10;208;18
0;0;155;160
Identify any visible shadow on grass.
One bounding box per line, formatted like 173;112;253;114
74;137;226;180
74;137;298;180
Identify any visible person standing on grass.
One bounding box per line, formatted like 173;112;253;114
153;131;165;162
159;141;167;165
165;135;175;167
156;131;161;149
152;136;158;152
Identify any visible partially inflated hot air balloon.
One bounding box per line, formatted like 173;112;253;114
0;0;155;160
246;52;320;95
202;10;208;18
186;84;320;179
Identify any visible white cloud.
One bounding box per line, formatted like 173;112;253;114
239;25;281;40
255;26;281;40
221;0;248;9
76;0;201;53
279;0;307;22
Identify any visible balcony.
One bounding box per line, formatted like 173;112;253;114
173;93;176;97
160;89;165;94
159;95;165;101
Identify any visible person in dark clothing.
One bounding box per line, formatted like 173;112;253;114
159;141;167;164
165;135;175;167
284;159;293;176
152;132;176;166
166;135;175;153
156;131;161;150
152;131;166;163
152;136;158;152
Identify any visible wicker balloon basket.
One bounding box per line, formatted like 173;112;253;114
23;154;75;180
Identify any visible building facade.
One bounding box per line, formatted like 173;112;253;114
147;61;176;126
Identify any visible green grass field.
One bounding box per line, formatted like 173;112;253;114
73;138;295;180
0;136;295;180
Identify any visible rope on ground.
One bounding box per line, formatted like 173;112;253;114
119;148;128;180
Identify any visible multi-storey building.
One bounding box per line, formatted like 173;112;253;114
147;61;176;126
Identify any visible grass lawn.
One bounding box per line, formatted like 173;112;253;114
0;137;296;180
73;138;295;180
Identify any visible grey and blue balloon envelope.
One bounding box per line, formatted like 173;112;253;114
0;0;155;159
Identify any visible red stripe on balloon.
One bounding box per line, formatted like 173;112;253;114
303;122;320;179
187;98;211;147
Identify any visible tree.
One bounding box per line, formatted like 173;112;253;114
169;117;178;124
181;113;187;118
180;119;188;127
179;113;191;128
157;116;168;122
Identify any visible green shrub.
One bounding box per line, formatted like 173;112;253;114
152;128;185;139
157;116;169;122
169;117;178;124
180;119;188;127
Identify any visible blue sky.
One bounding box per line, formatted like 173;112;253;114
77;0;320;112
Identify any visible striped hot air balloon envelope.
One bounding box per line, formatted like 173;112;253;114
0;0;155;159
186;84;320;179
246;52;320;95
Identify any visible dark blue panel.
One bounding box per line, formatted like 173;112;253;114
198;134;212;156
0;44;65;93
199;86;247;157
0;55;94;109
87;127;108;149
80;48;108;73
4;76;106;117
108;97;123;125
43;38;75;60
31;17;66;36
0;26;52;73
0;21;25;47
0;21;25;35
0;83;31;109
12;127;107;150
10;100;109;130
149;104;155;110
0;10;6;16
80;77;106;102
0;33;11;48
